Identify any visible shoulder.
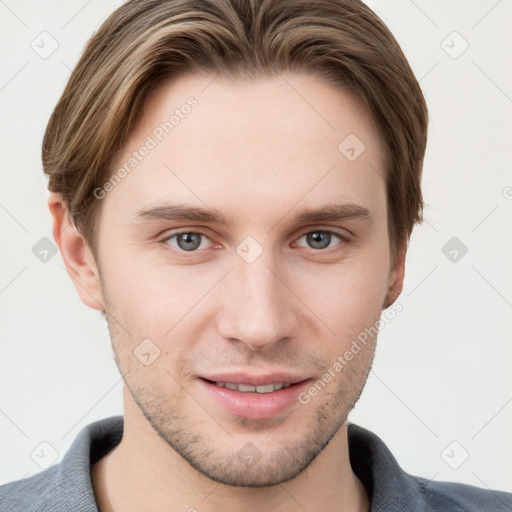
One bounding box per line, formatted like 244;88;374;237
0;415;123;512
413;475;512;511
347;423;512;511
0;466;83;512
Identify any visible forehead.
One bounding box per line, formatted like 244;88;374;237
103;71;387;227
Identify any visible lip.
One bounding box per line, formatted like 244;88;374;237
197;373;312;420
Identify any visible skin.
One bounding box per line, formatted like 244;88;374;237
49;72;406;512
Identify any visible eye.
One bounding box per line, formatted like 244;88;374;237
295;230;347;251
163;231;213;252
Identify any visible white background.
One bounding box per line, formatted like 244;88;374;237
1;0;511;494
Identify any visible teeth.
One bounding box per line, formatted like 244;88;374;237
255;384;274;393
212;382;292;393
238;383;256;392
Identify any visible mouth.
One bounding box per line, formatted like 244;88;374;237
197;374;312;420
202;379;293;394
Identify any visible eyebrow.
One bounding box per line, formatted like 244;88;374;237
133;202;372;227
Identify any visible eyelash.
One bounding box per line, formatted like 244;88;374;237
159;228;350;255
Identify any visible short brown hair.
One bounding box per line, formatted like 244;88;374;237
43;0;428;268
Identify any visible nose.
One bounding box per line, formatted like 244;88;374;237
216;252;299;351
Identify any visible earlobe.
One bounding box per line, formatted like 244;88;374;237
383;239;407;309
48;192;105;311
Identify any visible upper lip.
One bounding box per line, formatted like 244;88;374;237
199;371;310;386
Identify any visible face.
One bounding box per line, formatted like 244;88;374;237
91;72;400;487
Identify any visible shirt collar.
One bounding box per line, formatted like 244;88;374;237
348;422;422;511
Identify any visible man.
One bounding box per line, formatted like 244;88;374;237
1;0;510;511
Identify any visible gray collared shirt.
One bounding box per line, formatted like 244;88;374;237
1;415;511;511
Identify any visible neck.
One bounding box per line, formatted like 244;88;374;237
91;386;369;512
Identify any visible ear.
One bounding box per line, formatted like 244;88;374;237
383;238;407;309
48;191;105;311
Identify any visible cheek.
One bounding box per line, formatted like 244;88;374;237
299;248;390;341
99;247;221;342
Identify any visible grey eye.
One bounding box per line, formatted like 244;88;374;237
299;231;341;250
167;232;207;252
177;233;201;251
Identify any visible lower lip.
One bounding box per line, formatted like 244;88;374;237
197;378;311;420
